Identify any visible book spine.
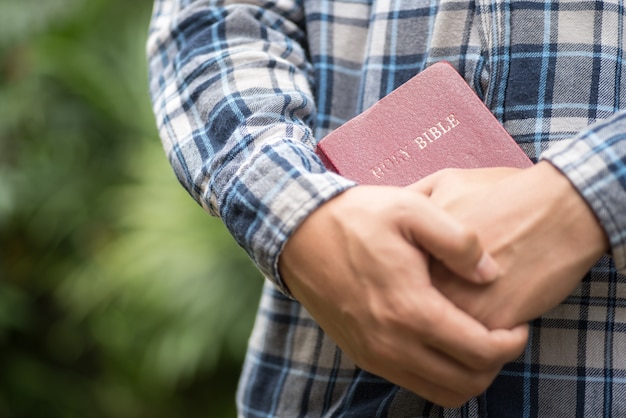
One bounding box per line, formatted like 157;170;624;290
315;147;339;173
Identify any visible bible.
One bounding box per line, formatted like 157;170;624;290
315;61;532;186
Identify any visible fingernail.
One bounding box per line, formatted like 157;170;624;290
475;252;499;282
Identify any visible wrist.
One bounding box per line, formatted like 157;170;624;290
527;161;609;257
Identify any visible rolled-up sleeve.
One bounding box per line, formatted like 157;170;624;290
146;0;355;294
542;110;626;272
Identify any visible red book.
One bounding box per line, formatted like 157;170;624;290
316;61;532;186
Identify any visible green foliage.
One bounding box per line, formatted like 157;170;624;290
0;0;263;416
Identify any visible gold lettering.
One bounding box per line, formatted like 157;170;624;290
437;121;451;133
445;113;460;128
414;136;428;149
398;147;411;160
372;165;384;179
370;114;461;180
428;126;442;140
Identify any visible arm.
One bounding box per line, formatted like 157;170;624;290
412;111;626;329
413;162;608;329
147;0;527;406
543;111;626;272
147;0;354;292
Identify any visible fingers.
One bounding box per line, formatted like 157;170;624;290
391;322;527;407
407;167;522;196
352;281;528;404
404;287;528;370
405;169;438;196
356;289;528;407
279;183;530;406
398;191;499;283
383;365;496;408
425;297;529;366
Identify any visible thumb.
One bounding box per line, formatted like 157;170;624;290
405;171;439;197
400;192;499;284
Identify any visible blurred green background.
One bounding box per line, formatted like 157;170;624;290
0;0;264;416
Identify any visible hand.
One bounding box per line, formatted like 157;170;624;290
410;162;609;329
279;185;528;407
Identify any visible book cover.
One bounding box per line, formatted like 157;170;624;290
315;61;532;186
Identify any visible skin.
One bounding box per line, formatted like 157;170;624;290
410;161;610;330
279;185;528;407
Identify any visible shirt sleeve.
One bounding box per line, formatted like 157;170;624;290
146;0;356;294
541;110;626;273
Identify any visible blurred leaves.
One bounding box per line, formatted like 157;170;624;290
60;141;263;386
0;0;263;416
0;0;80;49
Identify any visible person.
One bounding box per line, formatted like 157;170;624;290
146;0;626;415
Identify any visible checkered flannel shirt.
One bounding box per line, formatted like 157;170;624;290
147;0;626;416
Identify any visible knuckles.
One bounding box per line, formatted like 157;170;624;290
445;223;481;258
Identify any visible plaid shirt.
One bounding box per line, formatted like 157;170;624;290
147;0;626;416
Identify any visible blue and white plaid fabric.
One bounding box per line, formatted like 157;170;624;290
147;0;626;416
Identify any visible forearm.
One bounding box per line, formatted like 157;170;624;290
542;110;626;273
147;0;354;289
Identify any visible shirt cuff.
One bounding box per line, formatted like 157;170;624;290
218;139;356;297
541;111;626;272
